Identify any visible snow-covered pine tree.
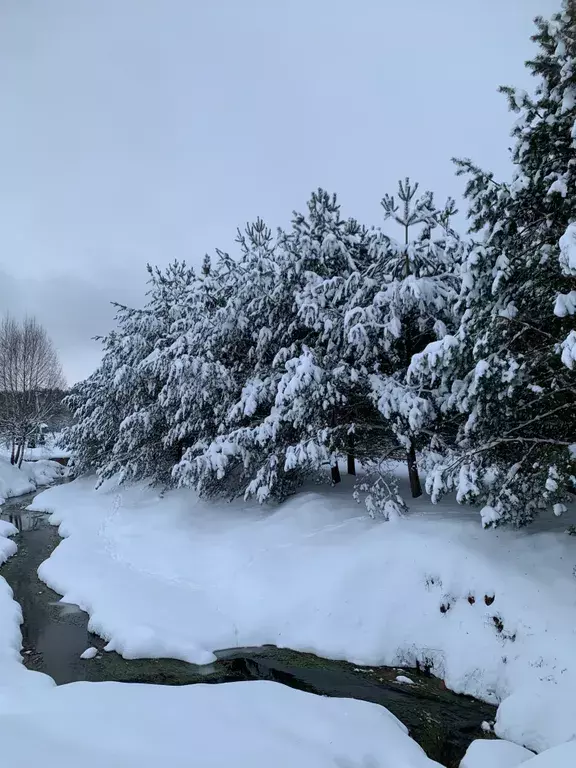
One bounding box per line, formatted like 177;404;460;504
156;250;237;495
189;191;373;502
409;2;576;526
343;179;462;500
290;191;378;483
64;329;126;477
65;262;196;485
167;221;289;498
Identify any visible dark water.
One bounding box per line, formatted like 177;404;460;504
0;489;496;767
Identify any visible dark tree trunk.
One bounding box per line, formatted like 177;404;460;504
331;461;341;484
407;439;422;498
330;407;341;484
347;454;356;475
17;440;25;469
347;433;356;475
10;440;16;465
14;443;22;468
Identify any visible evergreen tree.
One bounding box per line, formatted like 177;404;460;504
66;182;464;518
189;191;372;502
157;251;237;495
410;2;576;526
167;220;292;498
65;262;196;485
343;179;462;500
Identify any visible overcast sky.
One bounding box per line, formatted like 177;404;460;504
0;0;559;384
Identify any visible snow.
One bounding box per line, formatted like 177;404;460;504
31;477;576;715
558;222;576;276
460;739;534;768
1;481;443;768
0;458;35;504
80;646;98;660
561;86;576;113
495;683;576;754
27;459;67;487
559;329;576;368
0;521;20;686
1;470;572;763
547;177;568;197
520;743;576;767
0;680;441;767
553;290;576;317
0;433;71;463
23;445;72;461
0;519;17;563
0;520;56;700
480;504;501;528
395;675;415;684
0;457;64;504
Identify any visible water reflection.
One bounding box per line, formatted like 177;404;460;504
0;510;45;532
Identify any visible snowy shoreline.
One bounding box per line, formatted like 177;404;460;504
0;457;65;506
24;474;576;759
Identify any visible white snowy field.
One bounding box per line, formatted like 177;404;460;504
0;505;444;768
0;456;64;504
28;473;576;760
460;739;576;768
0;678;445;768
0;521;442;768
0;433;71;464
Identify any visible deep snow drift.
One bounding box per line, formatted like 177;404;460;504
1;515;441;767
0;519;20;684
30;475;576;759
460;739;576;768
32;477;576;698
460;738;534;768
0;679;443;768
0;457;64;504
0;507;441;768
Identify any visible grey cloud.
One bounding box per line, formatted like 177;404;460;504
0;0;559;382
0;266;144;385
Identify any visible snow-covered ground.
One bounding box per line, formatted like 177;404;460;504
0;510;440;768
460;739;576;768
0;678;444;768
460;738;535;768
0;457;65;504
28;474;576;762
0;433;71;464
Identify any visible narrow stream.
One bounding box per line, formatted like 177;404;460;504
1;488;496;767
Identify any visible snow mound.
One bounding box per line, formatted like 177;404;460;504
32;478;576;701
26;459;67;488
0;457;64;504
460;739;534;768
0;459;35;504
0;679;441;768
522;742;576;767
30;476;576;756
496;683;576;754
0;519;20;684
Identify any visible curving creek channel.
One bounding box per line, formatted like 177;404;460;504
0;485;496;767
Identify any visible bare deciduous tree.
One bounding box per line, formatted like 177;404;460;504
0;316;66;467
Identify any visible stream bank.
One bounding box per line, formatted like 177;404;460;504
0;489;496;767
